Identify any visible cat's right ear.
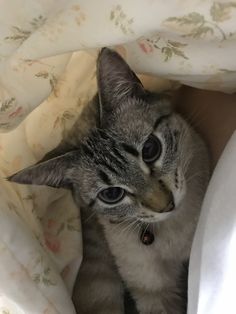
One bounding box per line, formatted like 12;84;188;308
97;48;145;117
7;151;78;189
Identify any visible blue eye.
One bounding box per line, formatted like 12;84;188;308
142;134;162;164
98;187;125;204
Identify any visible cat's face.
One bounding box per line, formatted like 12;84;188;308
9;48;194;223
74;110;191;223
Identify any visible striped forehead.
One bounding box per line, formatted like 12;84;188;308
80;130;140;182
80;113;174;185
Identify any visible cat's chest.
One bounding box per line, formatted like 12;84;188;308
100;215;192;259
99;216;191;290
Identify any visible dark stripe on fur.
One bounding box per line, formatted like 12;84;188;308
97;129;110;141
178;259;189;313
154;114;171;129
165;128;174;152
81;143;94;159
124;288;139;314
122;143;139;157
99;161;119;175
112;145;128;164
88;199;95;207
107;150;125;169
99;170;112;185
173;130;179;153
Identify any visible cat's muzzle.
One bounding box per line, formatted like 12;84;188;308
158;199;175;213
140;183;175;214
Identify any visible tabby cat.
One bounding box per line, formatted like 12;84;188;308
9;48;209;314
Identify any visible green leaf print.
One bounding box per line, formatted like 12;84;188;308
30;15;47;29
35;71;59;96
32;255;56;286
166;12;205;26
140;35;188;62
110;5;134;35
165;3;236;41
5;26;31;42
0;97;15;112
210;2;236;22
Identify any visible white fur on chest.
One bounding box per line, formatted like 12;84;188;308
99;196;199;293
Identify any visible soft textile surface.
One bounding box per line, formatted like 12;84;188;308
1;0;236;131
0;1;236;313
189;131;236;314
0;51;97;314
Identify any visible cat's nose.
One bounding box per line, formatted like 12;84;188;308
140;182;175;213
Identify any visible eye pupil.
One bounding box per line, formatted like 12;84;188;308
142;135;162;164
98;187;125;204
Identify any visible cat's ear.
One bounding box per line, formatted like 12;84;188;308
7;151;77;189
97;48;145;115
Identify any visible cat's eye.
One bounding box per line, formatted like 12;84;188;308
98;187;125;204
142;134;162;164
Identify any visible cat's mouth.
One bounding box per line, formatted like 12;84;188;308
137;201;175;223
158;200;175;213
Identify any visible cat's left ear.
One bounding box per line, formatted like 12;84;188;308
97;48;145;116
7;151;78;189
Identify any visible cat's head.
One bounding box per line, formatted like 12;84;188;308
8;48;196;223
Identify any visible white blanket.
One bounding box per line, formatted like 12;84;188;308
0;1;236;313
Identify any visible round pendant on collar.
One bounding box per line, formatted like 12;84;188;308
140;228;154;245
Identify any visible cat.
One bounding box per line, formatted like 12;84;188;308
8;48;209;314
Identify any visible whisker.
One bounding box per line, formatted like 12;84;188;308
137;220;144;238
186;171;203;183
122;219;137;235
141;222;150;238
112;217;132;233
83;210;97;224
128;220;140;237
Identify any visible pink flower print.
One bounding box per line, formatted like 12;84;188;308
138;40;154;54
8;106;23;118
45;235;61;253
61;265;70;279
47;218;56;229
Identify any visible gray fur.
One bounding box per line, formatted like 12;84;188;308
8;48;209;314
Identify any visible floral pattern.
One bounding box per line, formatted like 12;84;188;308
4;26;31;43
0;98;15;113
0;1;236;313
4;15;47;44
32;255;56;287
53;109;77;138
110;5;134;35
0;1;236;133
210;2;236;22
164;2;236;41
139;35;188;61
35;71;59;96
30;15;47;29
165;12;227;41
71;5;86;26
0;50;93;313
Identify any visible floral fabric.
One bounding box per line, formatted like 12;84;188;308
1;1;236;131
0;1;236;313
0;51;98;314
